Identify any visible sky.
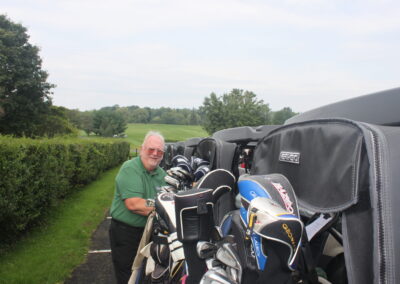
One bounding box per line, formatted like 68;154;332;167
2;0;400;113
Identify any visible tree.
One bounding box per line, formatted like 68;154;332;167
160;110;186;125
80;111;94;135
271;107;298;125
92;110;127;137
200;89;271;134
0;15;56;137
188;108;200;125
124;105;140;122
65;108;94;135
34;106;78;137
200;92;224;134
131;108;150;123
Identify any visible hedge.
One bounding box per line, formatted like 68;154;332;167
0;136;130;244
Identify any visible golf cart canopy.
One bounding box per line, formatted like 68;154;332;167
285;87;400;126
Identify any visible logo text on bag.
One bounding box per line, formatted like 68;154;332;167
272;182;294;213
279;151;300;164
282;223;297;249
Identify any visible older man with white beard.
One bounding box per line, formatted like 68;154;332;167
109;131;167;284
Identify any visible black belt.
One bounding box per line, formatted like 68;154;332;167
111;218;144;231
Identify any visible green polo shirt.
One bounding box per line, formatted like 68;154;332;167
110;157;166;227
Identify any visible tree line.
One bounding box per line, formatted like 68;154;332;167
0;14;297;138
64;106;202;136
63;94;297;136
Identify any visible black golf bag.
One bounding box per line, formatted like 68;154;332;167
145;191;184;284
195;137;239;224
183;137;202;159
175;187;215;284
144;167;236;284
174;169;236;283
250;118;400;284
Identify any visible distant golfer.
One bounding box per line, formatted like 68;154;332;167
109;131;167;284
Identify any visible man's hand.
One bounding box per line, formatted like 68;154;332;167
124;197;154;216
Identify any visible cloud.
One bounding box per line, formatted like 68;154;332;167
2;0;400;112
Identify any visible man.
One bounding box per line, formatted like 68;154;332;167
109;131;167;284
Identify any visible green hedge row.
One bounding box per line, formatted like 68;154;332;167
0;136;130;243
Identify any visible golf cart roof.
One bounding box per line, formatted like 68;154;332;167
285;87;400;126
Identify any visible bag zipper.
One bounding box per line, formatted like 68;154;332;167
370;129;386;284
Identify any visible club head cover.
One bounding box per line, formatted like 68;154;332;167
172;154;189;164
194;165;211;182
238;173;300;228
248;197;303;270
172;155;192;173
191;157;210;171
155;191;177;233
150;242;170;267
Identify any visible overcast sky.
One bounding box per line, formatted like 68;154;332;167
2;0;400;112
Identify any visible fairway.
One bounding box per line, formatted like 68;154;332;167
124;123;209;149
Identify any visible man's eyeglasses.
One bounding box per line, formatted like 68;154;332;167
145;147;164;156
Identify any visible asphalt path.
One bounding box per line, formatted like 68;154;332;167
65;214;117;284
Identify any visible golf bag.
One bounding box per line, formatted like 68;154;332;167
250;118;400;284
233;173;306;284
175;187;215;284
196;137;239;177
162;142;186;170
183;137;202;159
144;167;236;284
145;191;185;283
195;137;239;224
193;168;236;225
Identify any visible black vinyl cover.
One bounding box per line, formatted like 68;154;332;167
251;120;366;212
194;169;236;225
250;118;400;284
196;137;237;171
194;169;236;201
184;137;203;147
183;137;202;159
174;188;214;242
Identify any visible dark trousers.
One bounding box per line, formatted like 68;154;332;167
109;219;144;284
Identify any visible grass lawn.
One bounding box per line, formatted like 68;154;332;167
79;124;209;151
0;167;119;284
124;123;209;149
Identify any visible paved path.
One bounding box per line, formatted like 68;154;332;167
65;214;117;284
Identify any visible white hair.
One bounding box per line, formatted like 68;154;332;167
142;131;165;146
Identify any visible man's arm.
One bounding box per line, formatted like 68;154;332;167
124;197;154;216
